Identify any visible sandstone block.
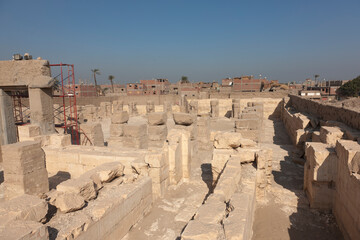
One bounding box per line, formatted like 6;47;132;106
49;134;71;147
195;195;225;225
57;177;97;201
18;125;41;141
111;111;129;124
235;119;259;130
182;219;222;240
148;112;167;125
53;192;85;213
173;113;194;126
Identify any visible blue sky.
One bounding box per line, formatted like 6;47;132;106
1;0;359;84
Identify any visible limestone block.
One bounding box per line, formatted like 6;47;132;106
195;195;225;224
232;148;258;163
123;123;147;138
80;123;104;147
305;142;338;182
182;219;222;240
148;125;168;141
47;211;93;240
174;124;197;140
148;112;167;125
18;125;41;141
110;123;124;137
212;149;233;181
320;126;343;146
173;113;195;126
119;136;148;149
0;194;48;225
240;112;260;119
57;177;97;201
149;165;169;184
0;220;49;240
312;131;321;142
2;141;49;196
49;134;71;147
214;132;255;149
52;192;85;213
111;111;129;124
235;119;259;130
180;130;191;179
145;152;166;168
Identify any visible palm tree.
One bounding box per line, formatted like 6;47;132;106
108;75;115;93
181;76;189;84
91;69;100;95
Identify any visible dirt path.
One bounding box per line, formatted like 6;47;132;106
252;119;343;240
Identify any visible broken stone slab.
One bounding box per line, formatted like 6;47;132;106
111;111;129;124
173;113;195;126
0;194;48;225
56;177;97;201
83;161;125;189
52;191;85;213
232;148;258;163
148;112;167;125
0;220;49;240
47;211;93;240
181;219;223;240
214;132;243;149
195;195;225;225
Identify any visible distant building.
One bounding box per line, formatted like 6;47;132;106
140;79;170;95
222;76;268;92
300;90;321;99
126;83;144;95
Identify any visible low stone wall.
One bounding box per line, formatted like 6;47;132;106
289;95;360;130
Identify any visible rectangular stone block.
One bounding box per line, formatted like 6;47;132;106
235;119;259;130
320;126;343;146
110;123;124;137
123;124;147;138
148;125;167;141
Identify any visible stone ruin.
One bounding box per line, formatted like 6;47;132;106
0;59;359;240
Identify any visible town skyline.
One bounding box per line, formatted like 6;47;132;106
1;1;360;84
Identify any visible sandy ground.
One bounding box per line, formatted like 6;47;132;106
252;119;343;240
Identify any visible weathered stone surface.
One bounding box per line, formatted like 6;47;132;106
110;123;124;137
214;132;242;149
148;112;167;125
173;113;194;126
0;194;48;225
148;125;167;141
320;126;343;146
57;177;97;201
182;219;222;240
195;195;225;224
123;123;147;138
111;111;129;124
0;220;49;240
53;192;85;213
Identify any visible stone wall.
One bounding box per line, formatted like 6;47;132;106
289;95;360;130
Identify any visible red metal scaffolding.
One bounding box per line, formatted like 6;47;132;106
50;63;80;145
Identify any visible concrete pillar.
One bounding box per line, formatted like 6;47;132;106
28;87;55;134
0;89;17;145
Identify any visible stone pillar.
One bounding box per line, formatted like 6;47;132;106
112;100;124;113
232;99;241;119
189;100;198;115
2;141;49;196
146;100;155;114
28;87;55;134
180;96;189;113
128;102;138;116
148;112;167;147
210;100;219;118
163;101;172;118
0;89;17;145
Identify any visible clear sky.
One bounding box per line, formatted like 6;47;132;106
1;0;359;84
